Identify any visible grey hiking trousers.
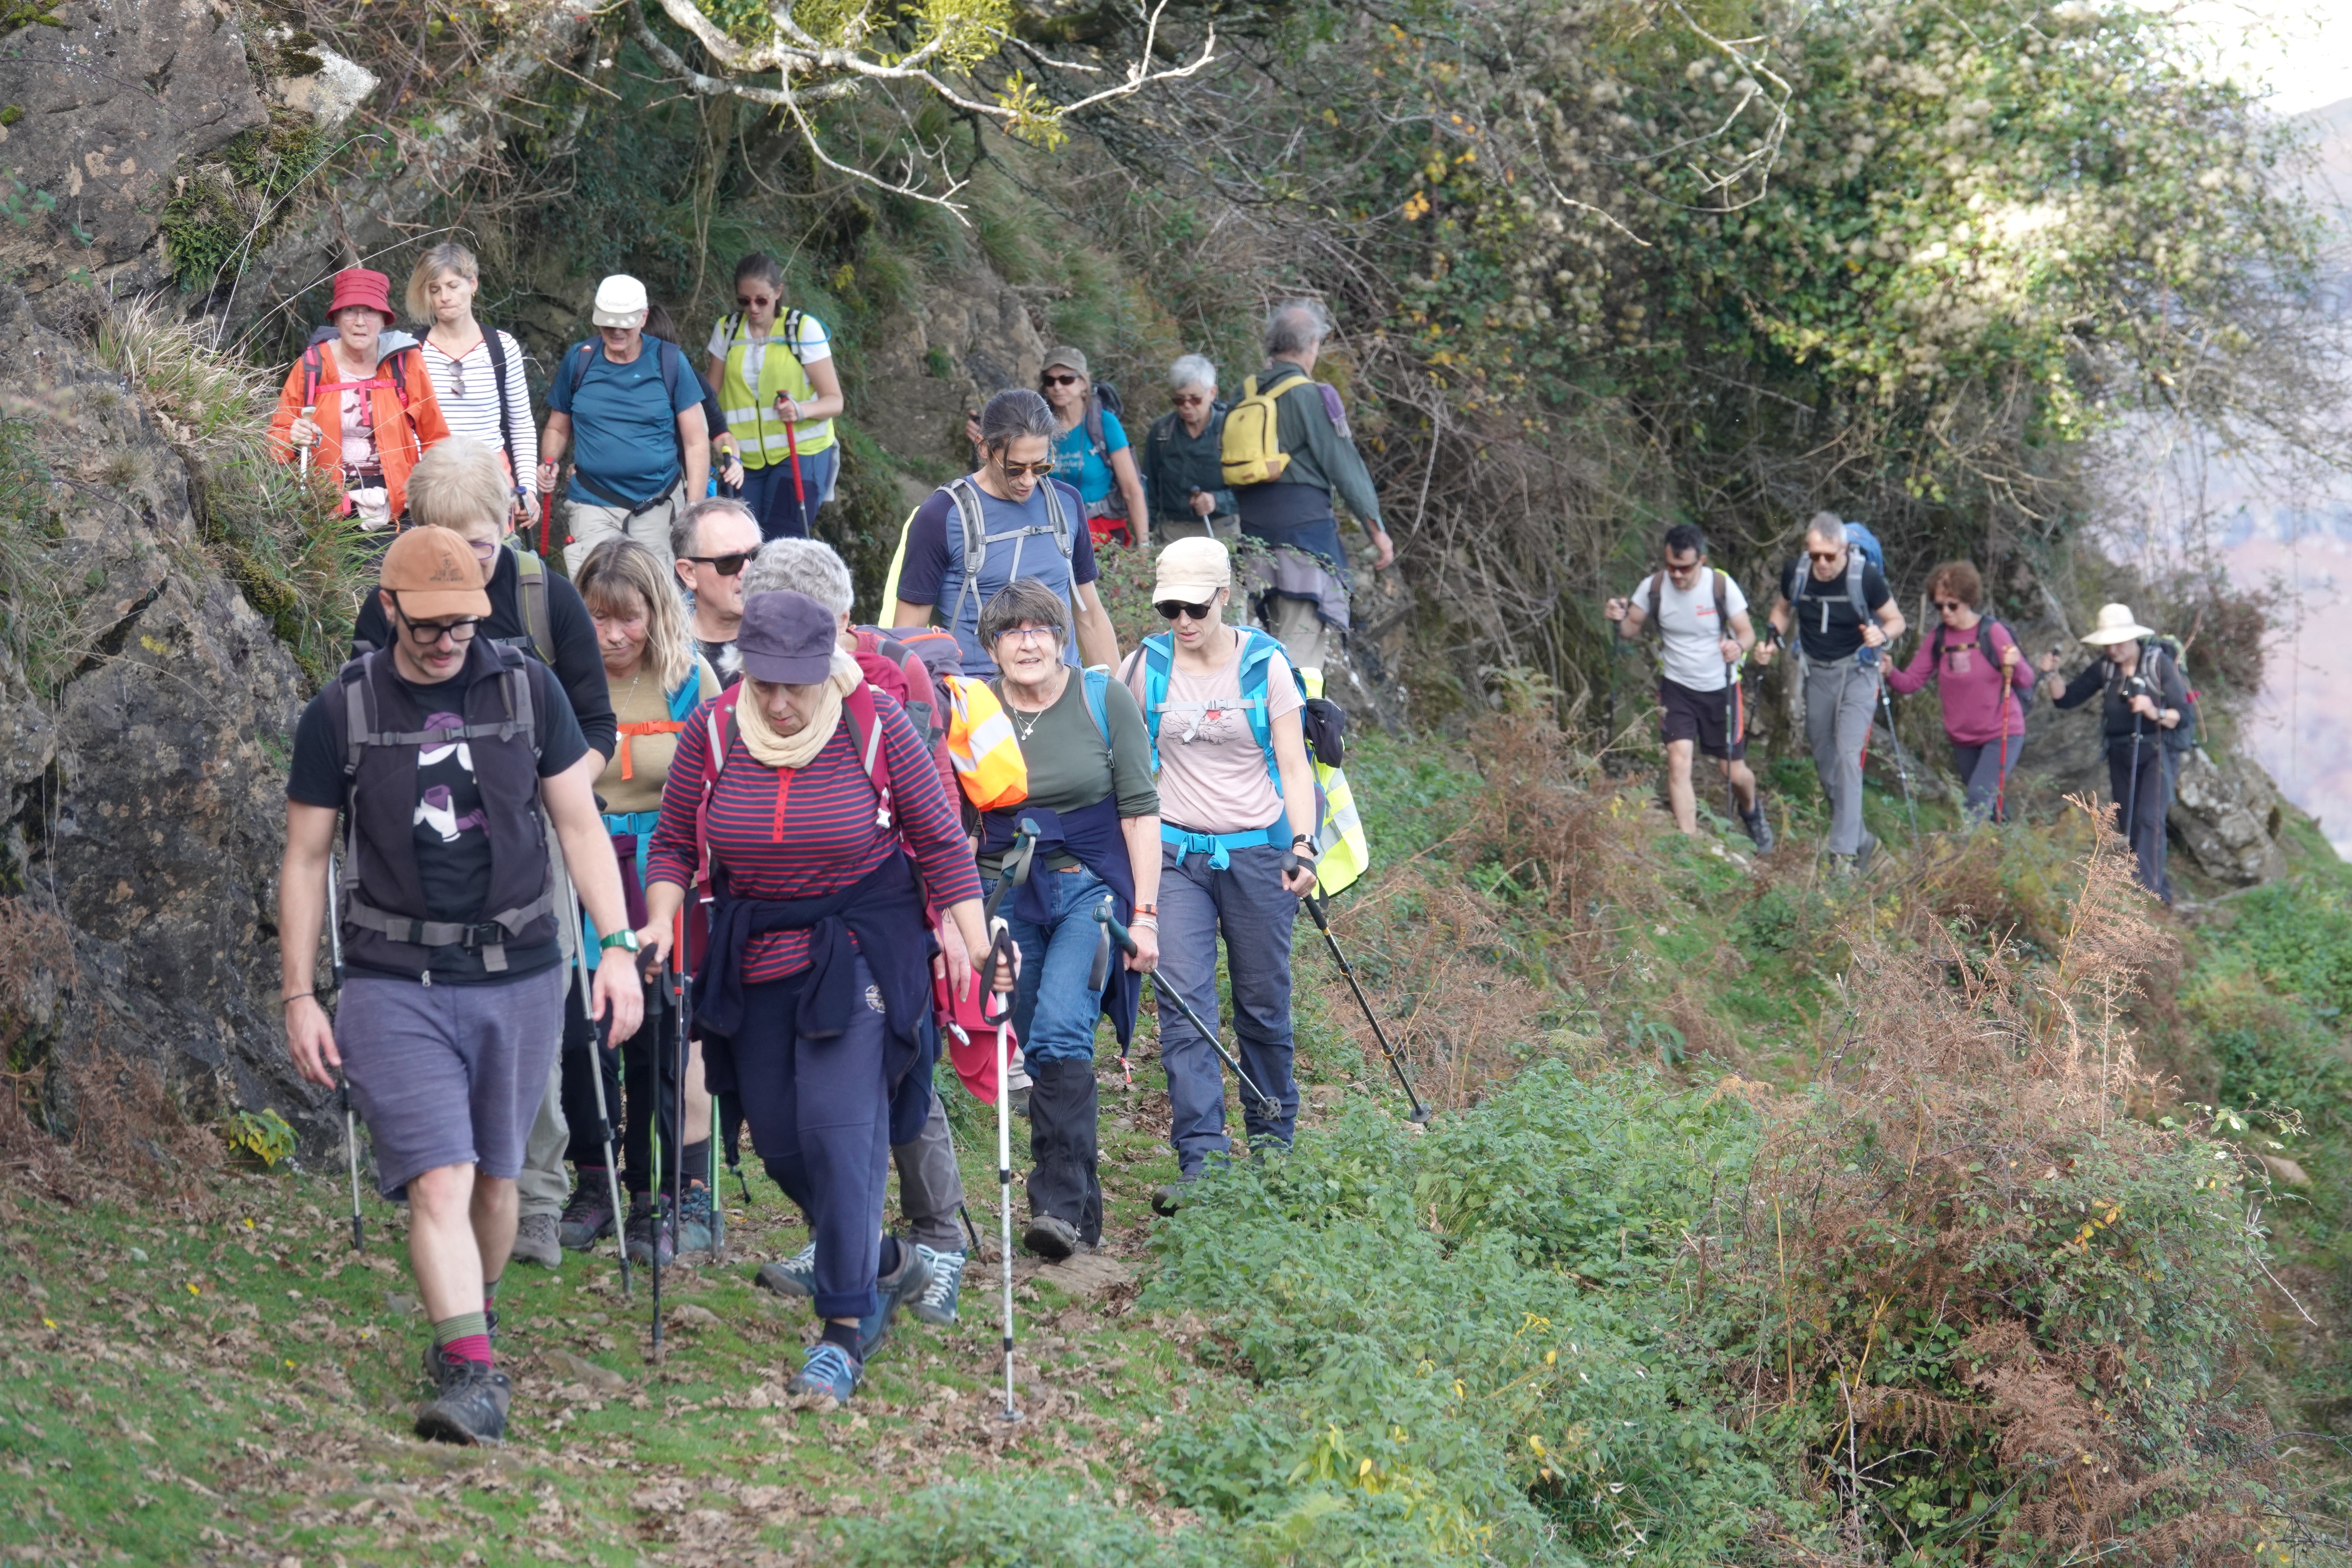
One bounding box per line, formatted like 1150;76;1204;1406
1803;655;1881;856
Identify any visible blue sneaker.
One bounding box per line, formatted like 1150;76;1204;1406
907;1246;965;1327
785;1341;861;1402
754;1242;817;1298
856;1242;934;1361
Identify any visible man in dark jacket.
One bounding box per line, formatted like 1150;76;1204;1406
1139;354;1237;544
2038;603;2190;903
1231;302;1396;674
280;527;643;1446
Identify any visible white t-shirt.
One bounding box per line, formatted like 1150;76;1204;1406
705;309;831;388
1633;568;1749;692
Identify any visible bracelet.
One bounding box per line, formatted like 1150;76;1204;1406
1131;915;1159;932
281;992;313;1006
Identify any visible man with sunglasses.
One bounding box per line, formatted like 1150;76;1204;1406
671;497;766;688
280;527;644;1445
1605;524;1770;850
1756;512;1907;870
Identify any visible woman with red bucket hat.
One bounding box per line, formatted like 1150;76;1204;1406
271;267;452;534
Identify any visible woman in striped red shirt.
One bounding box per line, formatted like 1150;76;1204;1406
637;591;1001;1403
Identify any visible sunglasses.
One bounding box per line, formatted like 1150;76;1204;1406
1172;393;1209;407
1041;373;1082;387
447;359;468;400
683;552;752;577
997;459;1056;478
1935;599;1966;611
1155;597;1217;622
398;613;480;646
737;293;777;308
1807;550;1842;562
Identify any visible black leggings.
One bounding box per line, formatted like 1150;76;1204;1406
559;969;708;1196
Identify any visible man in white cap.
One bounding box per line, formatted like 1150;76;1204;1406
2038;604;2190;902
537;275;709;576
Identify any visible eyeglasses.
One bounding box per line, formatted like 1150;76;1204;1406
398;613;480;647
1041;373;1081;387
683;552;752;577
1807;550;1841;562
1171;393;1209;407
996;459;1056;478
994;625;1060;645
1934;599;1966;611
1155;598;1217;622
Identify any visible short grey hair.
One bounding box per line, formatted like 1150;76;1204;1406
743;537;854;618
1265;300;1331;359
978;388;1057;458
978;577;1069;654
1804;511;1848;549
672;496;758;561
1169;354;1217;393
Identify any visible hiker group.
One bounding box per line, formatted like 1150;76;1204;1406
273;254;1391;1442
1607;513;2195;897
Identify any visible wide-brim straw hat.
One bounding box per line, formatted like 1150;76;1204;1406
2079;603;2156;646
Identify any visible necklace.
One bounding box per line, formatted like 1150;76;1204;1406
1002;671;1065;741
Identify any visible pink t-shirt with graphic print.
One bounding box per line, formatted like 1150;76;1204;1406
1125;628;1305;836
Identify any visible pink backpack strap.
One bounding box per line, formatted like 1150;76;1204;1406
693;684;744;892
841;682;894;829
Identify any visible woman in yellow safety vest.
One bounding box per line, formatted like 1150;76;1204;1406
705;252;846;544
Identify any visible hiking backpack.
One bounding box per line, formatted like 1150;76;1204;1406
1782;522;1887;634
1221;367;1310;487
1644;567;1735;660
937;474;1082;670
2104;634;2201;754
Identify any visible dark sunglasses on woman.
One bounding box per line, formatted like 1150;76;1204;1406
1155;598;1216;622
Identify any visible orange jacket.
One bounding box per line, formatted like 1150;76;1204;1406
269;343;452;524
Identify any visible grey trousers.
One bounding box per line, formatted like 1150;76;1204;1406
562;481;686;578
1803;655;1881;856
517;1058;571;1220
1262;594;1334;676
894;1091;966;1252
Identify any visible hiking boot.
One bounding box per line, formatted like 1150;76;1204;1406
755;1242;818;1299
785;1341;861;1403
1151;1174;1200;1217
623;1194;676;1270
558;1176;616;1250
1854;831;1878;876
907;1246;965;1327
414;1352;511;1446
676;1181;717;1260
1023;1214;1082;1261
856;1240;935;1361
1742;805;1775;854
510;1213;561;1269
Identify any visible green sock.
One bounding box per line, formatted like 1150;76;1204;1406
433;1310;490;1349
483;1276;500;1311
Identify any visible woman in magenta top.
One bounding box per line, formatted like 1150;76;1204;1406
1884;560;2035;823
638;591;996;1404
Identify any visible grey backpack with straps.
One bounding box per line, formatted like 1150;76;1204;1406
941;475;1080;668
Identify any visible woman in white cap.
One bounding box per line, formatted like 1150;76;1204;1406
1041;346;1151;549
2038;604;2190;900
1119;537;1319;1213
537;275;710;576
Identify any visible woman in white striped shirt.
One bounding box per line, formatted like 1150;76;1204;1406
407;243;538;527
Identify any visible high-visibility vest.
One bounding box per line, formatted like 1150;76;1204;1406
1302;668;1368;897
941;674;1028;811
713;309;834;466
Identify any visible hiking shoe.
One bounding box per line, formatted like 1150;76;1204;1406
1151;1176;1199;1217
676;1181;717;1260
1854;831;1878;876
623;1194;676;1270
558;1177;617;1250
1023;1214;1082;1261
907;1246;965;1327
510;1213;561;1269
414;1353;511;1446
1742;806;1775;854
856;1242;935;1362
755;1243;818;1299
785;1341;861;1403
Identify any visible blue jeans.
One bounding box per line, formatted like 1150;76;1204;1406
987;867;1113;1065
1156;840;1299;1173
742;446;839;541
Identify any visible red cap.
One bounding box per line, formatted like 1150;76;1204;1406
327;268;397;327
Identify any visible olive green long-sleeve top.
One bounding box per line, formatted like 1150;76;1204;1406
1233;358;1384;532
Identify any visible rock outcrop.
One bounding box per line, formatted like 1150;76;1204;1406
2168;744;2290;886
0;284;322;1148
0;0;268;295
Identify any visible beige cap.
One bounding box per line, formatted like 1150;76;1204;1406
2079;603;2156;646
380;527;493;620
1152;536;1231;602
591;274;649;328
1041;346;1090;379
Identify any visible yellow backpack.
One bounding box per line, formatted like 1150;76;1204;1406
1220;367;1310;487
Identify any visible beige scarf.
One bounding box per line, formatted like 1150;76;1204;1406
736;658;860;770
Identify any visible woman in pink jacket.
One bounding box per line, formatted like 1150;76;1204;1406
1885;560;2035;824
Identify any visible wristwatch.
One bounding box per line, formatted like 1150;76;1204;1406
599;928;641;954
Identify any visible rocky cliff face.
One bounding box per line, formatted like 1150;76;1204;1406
0;285;324;1149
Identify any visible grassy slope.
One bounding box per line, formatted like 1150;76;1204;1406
4;724;2346;1564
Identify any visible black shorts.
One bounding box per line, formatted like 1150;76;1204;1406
1658;677;1746;761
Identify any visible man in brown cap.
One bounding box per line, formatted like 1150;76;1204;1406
277;526;645;1445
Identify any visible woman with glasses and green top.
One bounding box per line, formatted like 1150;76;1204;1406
706;253;845;541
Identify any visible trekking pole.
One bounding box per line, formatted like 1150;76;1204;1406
326;855;361;1252
1096;904;1282;1121
298;405;315;478
2124;719;2143;855
782;405;810;538
1724;659;1741;827
1290;884;1430;1122
1086;917;1131;1092
575;906;633;1299
980;821;1038;1425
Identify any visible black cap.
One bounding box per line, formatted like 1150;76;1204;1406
737;591;838;684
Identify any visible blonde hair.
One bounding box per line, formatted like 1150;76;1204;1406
405;242;480;323
404;438;510;538
575;538;693;695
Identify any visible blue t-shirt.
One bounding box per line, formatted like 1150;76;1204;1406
550;340;703;508
898;478;1099;674
1051;407;1129;511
